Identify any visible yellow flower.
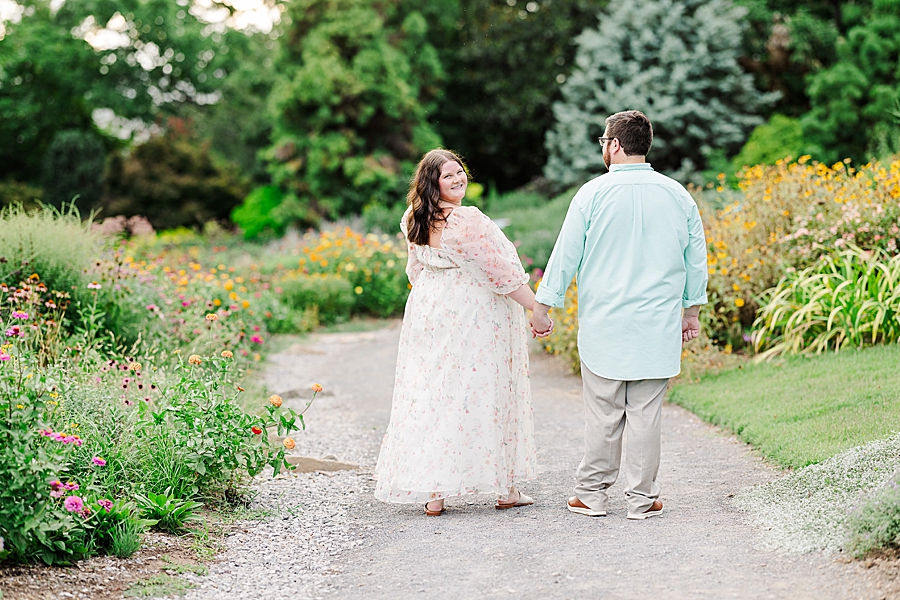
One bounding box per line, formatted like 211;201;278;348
312;383;323;393
354;286;364;295
221;350;233;359
283;437;295;450
735;298;745;307
269;394;283;408
188;354;202;365
206;313;218;321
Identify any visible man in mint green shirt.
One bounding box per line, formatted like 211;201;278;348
531;110;708;520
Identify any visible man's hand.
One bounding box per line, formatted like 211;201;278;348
682;305;701;343
530;302;553;338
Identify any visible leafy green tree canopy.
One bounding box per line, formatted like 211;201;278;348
545;0;777;187
41;130;106;210
263;0;444;223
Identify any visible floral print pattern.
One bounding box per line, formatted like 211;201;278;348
374;206;537;503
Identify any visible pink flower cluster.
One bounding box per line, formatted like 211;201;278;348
5;325;22;338
92;456;106;466
10;310;29;319
97;499;113;512
39;429;84;446
49;480;79;498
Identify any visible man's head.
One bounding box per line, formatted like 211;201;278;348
600;110;653;168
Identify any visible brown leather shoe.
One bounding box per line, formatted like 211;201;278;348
627;499;663;520
566;496;606;517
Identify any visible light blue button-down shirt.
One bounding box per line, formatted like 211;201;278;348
534;163;708;380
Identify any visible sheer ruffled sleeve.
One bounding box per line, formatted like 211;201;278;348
400;207;424;285
444;206;529;294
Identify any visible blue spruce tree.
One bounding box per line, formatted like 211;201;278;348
544;0;776;186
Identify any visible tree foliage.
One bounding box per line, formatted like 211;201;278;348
41;130;107;210
102;120;247;230
801;0;900;162
545;0;777;187
263;0;444;223
435;0;601;191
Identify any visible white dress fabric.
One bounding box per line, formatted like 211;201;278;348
374;205;537;503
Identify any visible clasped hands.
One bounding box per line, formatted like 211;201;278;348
529;308;554;339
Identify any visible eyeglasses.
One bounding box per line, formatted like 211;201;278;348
598;137;616;147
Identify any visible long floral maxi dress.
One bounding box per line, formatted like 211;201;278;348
374;205;537;504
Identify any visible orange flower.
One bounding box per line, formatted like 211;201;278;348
251;426;262;435
221;350;233;359
205;313;218;321
269;394;283;408
312;383;323;393
283;437;295;450
129;362;142;371
188;354;202;365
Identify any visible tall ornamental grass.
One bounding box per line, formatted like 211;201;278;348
0;203;99;294
752;246;900;359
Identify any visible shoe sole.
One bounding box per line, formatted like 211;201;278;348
627;509;662;520
567;504;607;517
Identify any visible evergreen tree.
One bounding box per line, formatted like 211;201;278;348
41;130;106;210
801;0;900;163
544;0;776;187
263;0;444;223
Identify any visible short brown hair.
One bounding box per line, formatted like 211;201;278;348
406;149;468;246
605;110;653;156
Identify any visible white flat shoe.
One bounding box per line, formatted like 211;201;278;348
495;492;534;510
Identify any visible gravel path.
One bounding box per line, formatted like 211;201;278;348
184;322;887;600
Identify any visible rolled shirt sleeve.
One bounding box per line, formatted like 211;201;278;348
682;199;709;308
534;190;588;307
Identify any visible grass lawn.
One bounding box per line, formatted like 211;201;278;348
669;343;900;469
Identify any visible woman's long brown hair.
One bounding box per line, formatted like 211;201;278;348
406;149;468;246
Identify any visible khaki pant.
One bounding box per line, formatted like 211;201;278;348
575;363;668;514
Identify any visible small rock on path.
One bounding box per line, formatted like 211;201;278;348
185;323;887;600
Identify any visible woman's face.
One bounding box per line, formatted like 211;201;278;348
438;161;467;203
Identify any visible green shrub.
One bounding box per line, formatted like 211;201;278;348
279;274;355;325
41;130;106;211
752;245;900;359
730;114;809;171
361;201;406;234
489;187;574;271
231;186;287;240
0;180;43;209
845;472;900;558
108;517;143;558
134;352;304;499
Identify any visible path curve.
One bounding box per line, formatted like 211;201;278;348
185;323;885;600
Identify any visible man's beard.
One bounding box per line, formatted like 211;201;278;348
603;144;611;169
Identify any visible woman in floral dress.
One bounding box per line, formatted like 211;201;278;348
374;149;547;515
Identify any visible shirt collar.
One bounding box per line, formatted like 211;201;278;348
608;163;653;172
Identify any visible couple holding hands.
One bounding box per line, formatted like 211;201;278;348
373;110;709;520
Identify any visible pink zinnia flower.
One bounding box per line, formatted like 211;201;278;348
50;489;65;498
146;304;159;311
250;335;263;344
98;499;113;512
92;456;106;467
5;325;22;338
64;482;79;491
0;353;10;361
63;496;84;513
10;311;28;319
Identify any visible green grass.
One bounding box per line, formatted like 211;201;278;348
124;574;196;598
669;343;900;469
487;187;576;271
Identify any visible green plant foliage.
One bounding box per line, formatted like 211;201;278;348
845;471;900;558
231;186;287;240
752;245;900;359
264;0;443;222
0;180;43;210
102;121;249;230
0;0;256;184
730;114;807;169
544;0;777;186
435;0;601;191
107;518;143;559
0;204;99;298
133;488;203;534
801;0;900;163
279;274;355;325
41;130;106;212
361;201;407;234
